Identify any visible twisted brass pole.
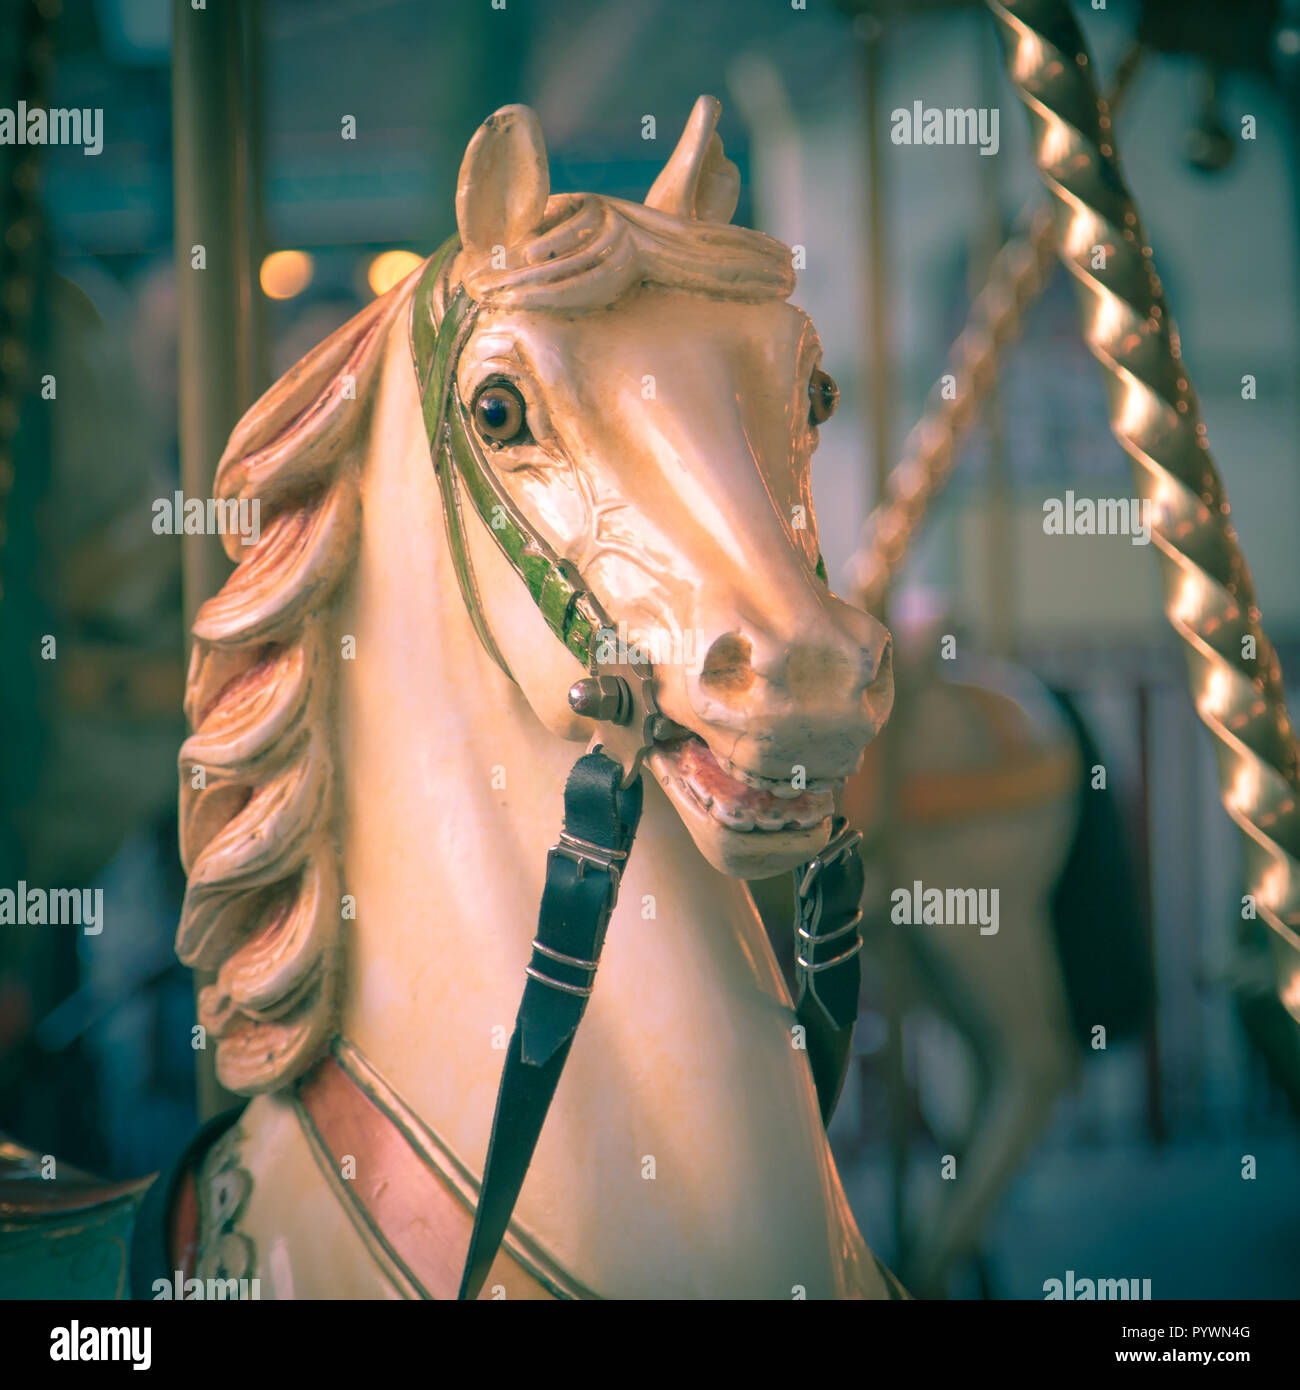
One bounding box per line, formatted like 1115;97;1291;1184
987;0;1300;1016
848;42;1143;611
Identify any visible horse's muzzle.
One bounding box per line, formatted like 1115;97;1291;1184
673;602;895;785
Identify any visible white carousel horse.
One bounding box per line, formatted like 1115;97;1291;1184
172;97;898;1300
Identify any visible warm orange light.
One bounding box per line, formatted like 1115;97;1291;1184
260;250;315;300
367;249;423;297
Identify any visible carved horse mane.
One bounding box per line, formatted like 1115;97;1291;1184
176;288;397;1093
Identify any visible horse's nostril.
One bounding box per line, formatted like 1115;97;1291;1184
699;633;755;697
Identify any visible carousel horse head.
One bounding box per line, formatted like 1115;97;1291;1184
178;95;893;1097
437;97;893;874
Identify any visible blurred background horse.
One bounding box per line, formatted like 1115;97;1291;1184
757;592;1155;1297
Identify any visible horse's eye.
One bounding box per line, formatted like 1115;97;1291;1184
471;382;528;444
808;368;838;426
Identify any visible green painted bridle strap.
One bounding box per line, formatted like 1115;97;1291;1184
411;239;612;679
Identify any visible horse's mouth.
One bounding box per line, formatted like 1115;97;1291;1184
647;734;836;834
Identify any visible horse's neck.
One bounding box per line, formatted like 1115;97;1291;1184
257;291;879;1297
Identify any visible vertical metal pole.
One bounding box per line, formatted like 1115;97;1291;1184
172;0;252;634
976;20;1016;658
861;16;895;498
241;0;269;400
857;10;910;1275
171;0;257;1117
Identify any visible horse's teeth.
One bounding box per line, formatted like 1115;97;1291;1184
716;753;802;797
665;745;833;834
710;801;755;831
720;757;756;787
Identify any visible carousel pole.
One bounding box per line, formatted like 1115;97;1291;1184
975;16;1016;658
171;0;260;1117
854;9;912;1274
848;43;1143;610
986;0;1300;1015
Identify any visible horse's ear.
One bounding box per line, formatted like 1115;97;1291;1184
456;105;550;256
645;95;740;224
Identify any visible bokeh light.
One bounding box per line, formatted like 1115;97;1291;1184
259;249;315;300
367;249;423;297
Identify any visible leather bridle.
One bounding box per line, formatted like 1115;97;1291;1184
410;237;868;1299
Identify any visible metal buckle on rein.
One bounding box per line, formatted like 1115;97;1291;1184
552;830;628;890
795;912;866;973
525;938;601;998
797;819;863;901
